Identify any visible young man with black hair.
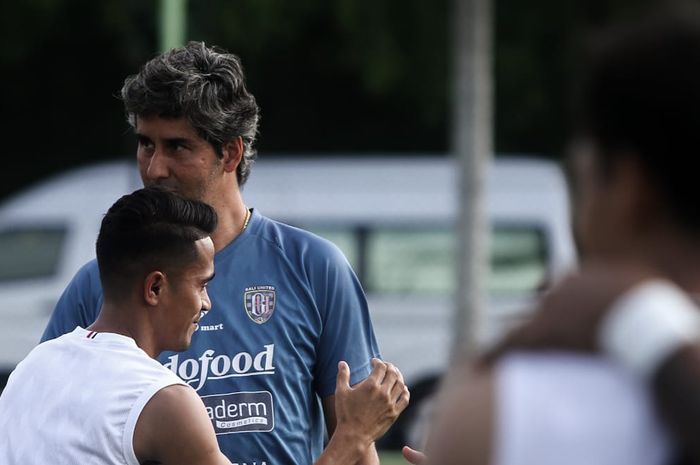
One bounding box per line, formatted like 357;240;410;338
41;43;389;465
0;187;408;465
405;5;700;465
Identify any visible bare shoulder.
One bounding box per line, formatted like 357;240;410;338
424;362;494;465
134;384;230;465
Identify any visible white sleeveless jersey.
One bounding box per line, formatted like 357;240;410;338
494;352;672;465
0;327;186;465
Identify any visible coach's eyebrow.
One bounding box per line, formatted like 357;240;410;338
163;137;193;146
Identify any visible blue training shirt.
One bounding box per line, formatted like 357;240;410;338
42;209;381;465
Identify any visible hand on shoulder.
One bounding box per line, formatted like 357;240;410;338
333;359;410;449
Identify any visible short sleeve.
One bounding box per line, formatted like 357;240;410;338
311;242;380;397
40;260;103;342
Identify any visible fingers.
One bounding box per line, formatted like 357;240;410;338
402;446;427;465
374;361;407;404
379;362;409;411
396;384;410;412
389;365;406;401
381;362;399;387
367;357;388;384
348;358;409;409
395;362;405;384
336;361;351;393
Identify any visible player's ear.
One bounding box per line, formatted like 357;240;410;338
612;152;657;230
221;137;244;174
144;271;166;306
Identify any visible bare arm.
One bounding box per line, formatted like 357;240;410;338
401;362;493;465
133;384;231;465
422;363;493;465
315;359;409;465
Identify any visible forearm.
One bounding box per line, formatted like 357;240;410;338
356;443;379;465
317;403;378;465
313;427;369;465
653;345;700;464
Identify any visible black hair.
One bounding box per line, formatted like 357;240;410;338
96;186;217;300
577;3;700;230
121;41;260;186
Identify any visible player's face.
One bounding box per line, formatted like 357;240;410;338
159;237;216;352
135;116;224;204
570;139;628;259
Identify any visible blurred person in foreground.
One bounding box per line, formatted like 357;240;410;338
404;5;700;465
0;187;408;465
41;42;390;465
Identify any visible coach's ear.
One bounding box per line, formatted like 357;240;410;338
221;136;244;174
144;271;166;306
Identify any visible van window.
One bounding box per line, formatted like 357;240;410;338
489;226;548;295
367;229;454;294
307;225;547;296
367;226;546;295
0;226;67;282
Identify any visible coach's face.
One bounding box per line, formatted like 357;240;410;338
135;116;225;204
156;237;215;352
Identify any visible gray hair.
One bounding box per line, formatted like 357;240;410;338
121;41;260;186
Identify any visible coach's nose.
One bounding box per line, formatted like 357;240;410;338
143;150;170;182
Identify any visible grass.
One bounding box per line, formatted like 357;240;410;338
379;451;407;465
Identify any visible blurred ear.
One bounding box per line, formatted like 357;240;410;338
609;153;657;231
144;271;166;306
221;137;244;174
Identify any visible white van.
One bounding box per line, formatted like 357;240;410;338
0;155;576;443
0;161;141;387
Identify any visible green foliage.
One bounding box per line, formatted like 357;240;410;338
0;0;156;198
0;0;683;199
188;0;449;152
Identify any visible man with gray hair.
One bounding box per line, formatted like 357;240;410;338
42;42;388;465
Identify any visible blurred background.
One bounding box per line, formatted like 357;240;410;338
0;0;670;461
0;0;662;199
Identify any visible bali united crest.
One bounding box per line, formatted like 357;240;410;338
244;285;276;324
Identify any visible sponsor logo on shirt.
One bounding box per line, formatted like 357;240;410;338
163;344;275;391
196;323;224;332
244;285;276;324
201;391;274;434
